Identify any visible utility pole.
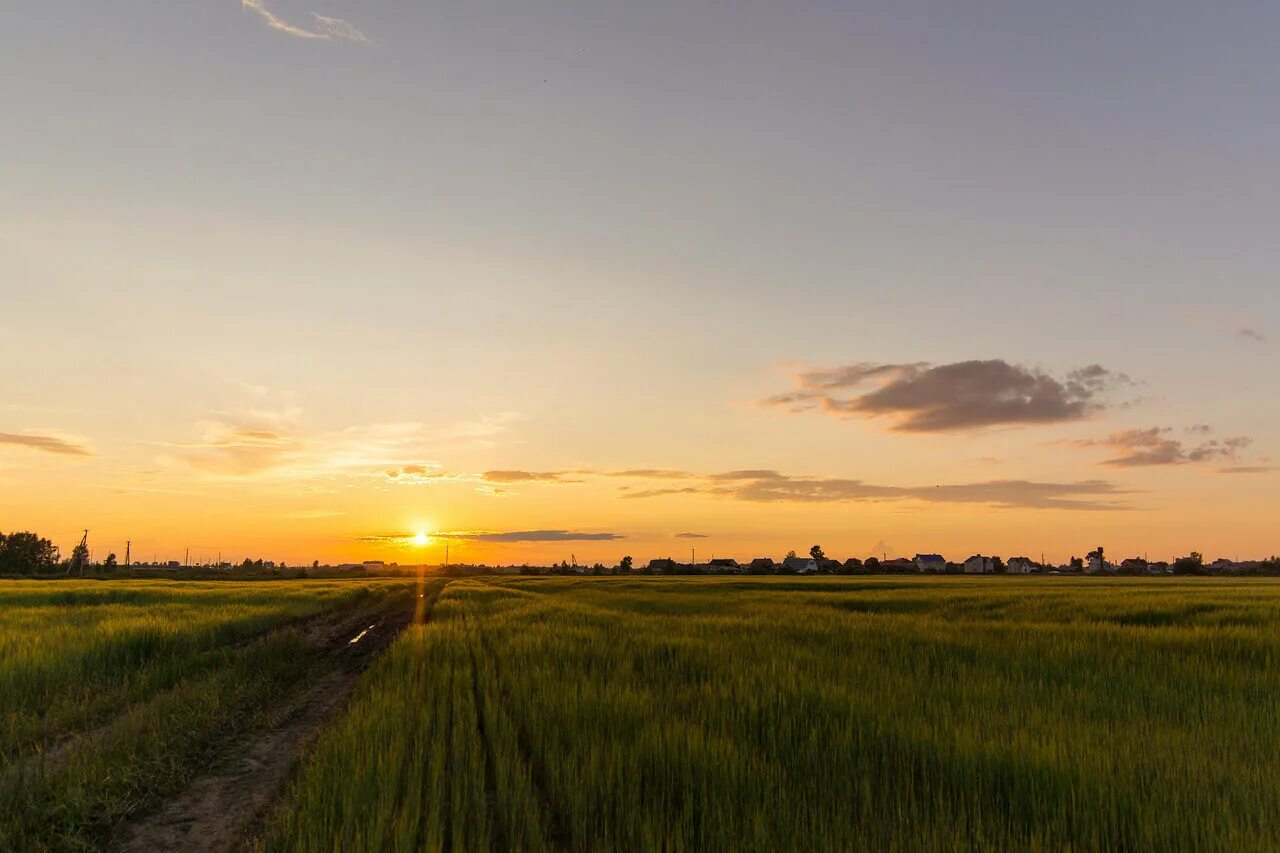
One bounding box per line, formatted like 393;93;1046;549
185;547;189;568
125;541;131;569
444;544;449;569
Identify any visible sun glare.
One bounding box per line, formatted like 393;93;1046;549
411;531;431;547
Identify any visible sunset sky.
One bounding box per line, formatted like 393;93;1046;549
2;1;1276;566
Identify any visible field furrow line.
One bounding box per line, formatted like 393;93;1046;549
474;616;572;851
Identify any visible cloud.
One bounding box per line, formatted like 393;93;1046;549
1214;466;1273;475
360;529;624;544
764;360;1127;432
1239;328;1268;343
482;470;577;483
164;409;518;480
242;0;370;43
1069;427;1251;467
618;469;1129;511
674;532;709;539
0;431;93;456
603;469;696;479
383;464;460;484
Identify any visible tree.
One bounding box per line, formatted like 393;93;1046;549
68;538;90;576
620;555;633;572
313;560;320;569
103;552;118;571
810;545;825;562
991;556;1006;574
785;550;797;560
0;531;61;574
1173;551;1204;575
864;556;881;573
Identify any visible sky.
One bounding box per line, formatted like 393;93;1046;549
1;1;1276;566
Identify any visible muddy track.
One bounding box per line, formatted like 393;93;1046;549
110;591;432;853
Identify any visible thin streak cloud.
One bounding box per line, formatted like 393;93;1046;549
242;0;371;44
0;432;93;457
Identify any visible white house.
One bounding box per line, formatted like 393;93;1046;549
964;555;995;574
782;556;819;574
1006;557;1036;574
914;553;947;573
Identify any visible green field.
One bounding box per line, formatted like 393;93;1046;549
266;576;1280;851
0;578;418;849
6;575;1280;850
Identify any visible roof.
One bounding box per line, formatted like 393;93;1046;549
782;556;815;566
914;554;945;562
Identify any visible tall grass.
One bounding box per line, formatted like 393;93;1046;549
0;579;407;757
267;576;1280;850
0;578;415;849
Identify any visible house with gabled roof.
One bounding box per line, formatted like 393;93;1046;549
914;554;946;573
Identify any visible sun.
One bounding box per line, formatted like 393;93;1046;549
411;531;431;547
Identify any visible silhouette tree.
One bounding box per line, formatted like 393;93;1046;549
68;538;90;576
1173;551;1204;575
810;545;825;562
620;555;633;572
0;531;60;574
103;552;118;571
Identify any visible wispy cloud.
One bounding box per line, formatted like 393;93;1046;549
482;470;580;484
674;532;709;539
763;360;1128;432
242;0;371;44
1214;466;1273;475
1067;427;1251;467
0;431;93;457
616;469;1130;511
360;529;625;544
1239;327;1268;343
163;409;518;480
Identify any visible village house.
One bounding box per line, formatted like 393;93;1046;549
647;558;676;572
1006;556;1036;574
781;555;819;574
747;557;777;573
964;555;995;574
914;554;947;573
708;558;741;573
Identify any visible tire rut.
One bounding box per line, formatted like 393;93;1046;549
109;593;429;853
